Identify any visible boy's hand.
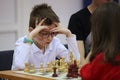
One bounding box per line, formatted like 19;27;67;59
51;23;73;37
28;18;49;39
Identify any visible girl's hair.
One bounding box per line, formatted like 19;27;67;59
90;2;120;65
29;3;60;29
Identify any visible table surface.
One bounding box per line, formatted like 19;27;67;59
0;70;53;80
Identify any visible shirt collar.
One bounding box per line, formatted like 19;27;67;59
31;38;55;54
32;43;42;53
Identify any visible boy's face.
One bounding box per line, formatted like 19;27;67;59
33;23;57;47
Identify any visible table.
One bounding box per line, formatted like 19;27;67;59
0;70;53;80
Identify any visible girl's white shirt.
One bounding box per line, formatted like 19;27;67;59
12;35;80;70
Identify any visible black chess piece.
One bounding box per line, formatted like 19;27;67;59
72;60;79;78
67;60;79;78
67;66;72;77
52;66;58;77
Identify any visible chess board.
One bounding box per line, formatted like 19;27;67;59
14;69;81;80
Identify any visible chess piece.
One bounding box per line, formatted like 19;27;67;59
71;60;79;78
69;52;73;64
55;60;60;73
67;60;79;78
24;63;29;72
52;66;58;77
40;63;44;73
46;63;52;72
29;64;35;73
64;63;68;72
67;66;72;77
59;58;66;72
56;60;59;68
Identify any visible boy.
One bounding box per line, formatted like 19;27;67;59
12;3;80;70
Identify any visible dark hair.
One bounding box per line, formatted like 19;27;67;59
90;2;120;65
29;3;60;29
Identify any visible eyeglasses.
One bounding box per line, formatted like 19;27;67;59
39;32;56;38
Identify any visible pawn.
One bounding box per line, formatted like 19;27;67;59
24;63;29;72
46;63;52;72
56;60;59;68
52;66;58;77
40;63;44;73
29;64;35;73
64;63;68;72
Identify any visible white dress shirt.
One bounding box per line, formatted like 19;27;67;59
12;35;80;70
